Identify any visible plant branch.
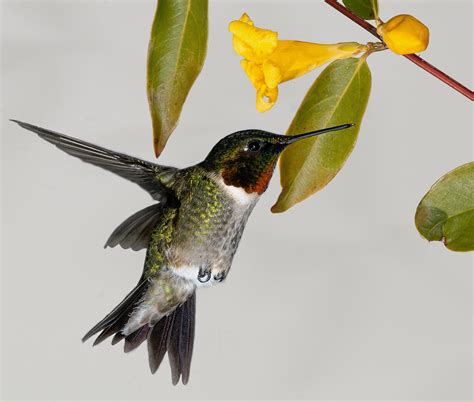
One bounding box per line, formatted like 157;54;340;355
325;0;474;101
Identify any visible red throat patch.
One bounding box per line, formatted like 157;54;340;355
247;164;274;194
221;159;277;195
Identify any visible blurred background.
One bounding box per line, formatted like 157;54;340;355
2;0;472;400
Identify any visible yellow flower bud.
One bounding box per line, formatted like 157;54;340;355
229;13;368;112
377;14;429;55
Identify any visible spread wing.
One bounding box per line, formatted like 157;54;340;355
11;120;177;202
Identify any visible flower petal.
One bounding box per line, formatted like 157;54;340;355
229;16;278;61
262;61;282;89
269;40;367;82
232;14;256;59
239;13;254;26
256;85;278;112
240;59;264;89
241;60;278;112
233;36;254;60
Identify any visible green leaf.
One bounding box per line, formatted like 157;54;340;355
415;162;474;252
342;0;379;20
271;57;371;213
147;0;208;156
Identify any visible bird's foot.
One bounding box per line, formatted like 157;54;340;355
213;271;226;283
197;267;211;283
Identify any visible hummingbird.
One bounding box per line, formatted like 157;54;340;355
11;119;353;384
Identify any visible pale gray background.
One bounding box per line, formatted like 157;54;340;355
1;0;473;400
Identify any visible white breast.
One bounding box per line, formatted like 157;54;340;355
213;176;258;206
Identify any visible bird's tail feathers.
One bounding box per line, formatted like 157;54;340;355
82;277;149;345
148;293;196;384
83;284;196;385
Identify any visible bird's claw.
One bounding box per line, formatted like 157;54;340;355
213;272;226;283
197;267;211;283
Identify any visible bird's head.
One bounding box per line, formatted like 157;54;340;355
202;124;354;195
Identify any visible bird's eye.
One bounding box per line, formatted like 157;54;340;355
246;141;261;152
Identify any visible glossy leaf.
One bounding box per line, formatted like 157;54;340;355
415;162;474;252
147;0;208;156
272;57;371;213
342;0;379;20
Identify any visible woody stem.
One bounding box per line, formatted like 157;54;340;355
324;0;474;101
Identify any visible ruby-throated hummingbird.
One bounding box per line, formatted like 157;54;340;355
12;119;353;384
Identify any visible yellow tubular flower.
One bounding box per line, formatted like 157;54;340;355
229;13;368;112
377;14;429;55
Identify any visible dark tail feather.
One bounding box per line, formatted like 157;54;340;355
181;293;196;384
111;332;125;345
83;284;196;385
148;293;196;385
82;278;148;344
124;325;150;353
169;292;196;385
147;312;176;374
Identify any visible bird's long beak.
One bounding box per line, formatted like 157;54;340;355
279;123;355;145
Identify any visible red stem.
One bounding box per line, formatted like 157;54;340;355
325;0;474;101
